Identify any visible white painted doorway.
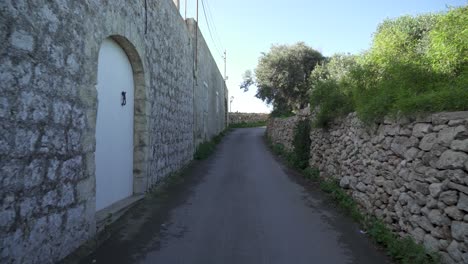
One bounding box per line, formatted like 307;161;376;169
95;38;134;211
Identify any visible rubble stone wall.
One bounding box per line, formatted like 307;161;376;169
268;111;468;263
229;112;269;125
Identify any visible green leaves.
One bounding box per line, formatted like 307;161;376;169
309;6;468;126
242;42;324;114
427;6;468;75
309;54;356;127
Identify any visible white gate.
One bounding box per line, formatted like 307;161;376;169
95;38;134;211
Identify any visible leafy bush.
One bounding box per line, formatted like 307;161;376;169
292;120;311;169
309;54;355;127
309;7;468;125
427;6;468;75
241;42;324;113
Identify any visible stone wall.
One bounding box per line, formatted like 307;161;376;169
266;116;299;152
0;0;226;263
189;20;228;147
229;112;269;125
267;111;468;264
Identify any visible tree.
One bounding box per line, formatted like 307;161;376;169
241;42;324;115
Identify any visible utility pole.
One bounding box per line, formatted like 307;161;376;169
223;50;228;81
195;0;199;73
184;0;187;19
230;96;234;112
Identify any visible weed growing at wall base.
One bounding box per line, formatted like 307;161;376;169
265;136;440;264
229;121;267;128
194;128;231;160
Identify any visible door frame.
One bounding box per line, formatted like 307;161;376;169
94;35;148;211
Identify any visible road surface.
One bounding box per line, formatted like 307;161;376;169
79;127;390;264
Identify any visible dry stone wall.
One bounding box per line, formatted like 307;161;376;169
229;112;269;124
268;111;468;264
0;0;226;263
266;116;299;152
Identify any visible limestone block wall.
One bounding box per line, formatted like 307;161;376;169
188;20;228;147
229;112;269;124
0;0;227;263
267;111;468;264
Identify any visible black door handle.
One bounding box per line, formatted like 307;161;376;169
121;91;127;106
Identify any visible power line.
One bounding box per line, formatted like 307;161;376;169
200;0;223;58
204;0;225;53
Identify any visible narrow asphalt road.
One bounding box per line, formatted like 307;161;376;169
79;127;391;264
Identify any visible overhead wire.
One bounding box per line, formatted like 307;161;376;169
200;0;224;58
204;0;225;54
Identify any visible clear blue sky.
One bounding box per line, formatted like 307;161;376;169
181;0;467;113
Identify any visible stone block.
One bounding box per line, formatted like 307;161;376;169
24;159;46;189
436;150;468;170
58;183;75;207
444;206;464;221
40;128;67;154
451;139;468;153
439;191;458;206
10;30;34;51
61;156;83;181
0;209;16;229
427;209;451;226
14;128;39;156
451;221;468;241
423;234;439;251
448;181;468;195
457;193;468;212
447;240;463;262
52;101;72;125
438;126;467;147
432;111;468;125
19;197;39;219
42;190;58;207
404;147;419;161
409;181;429;195
419;133;437;151
429;183;444;198
412;123;431;138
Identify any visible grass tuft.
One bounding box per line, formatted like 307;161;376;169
194;128;231;160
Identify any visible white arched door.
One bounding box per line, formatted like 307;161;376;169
95;38;134;211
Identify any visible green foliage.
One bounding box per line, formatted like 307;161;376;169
270;103;294;118
272;143;286;156
364;14;439;68
241;42;324;113
367;218;440;264
309;54;355;127
194;141;215;160
194;129;230;160
302;167;319;180
292;120;311;169
229;121;267;128
309;7;468;125
427;6;468;75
